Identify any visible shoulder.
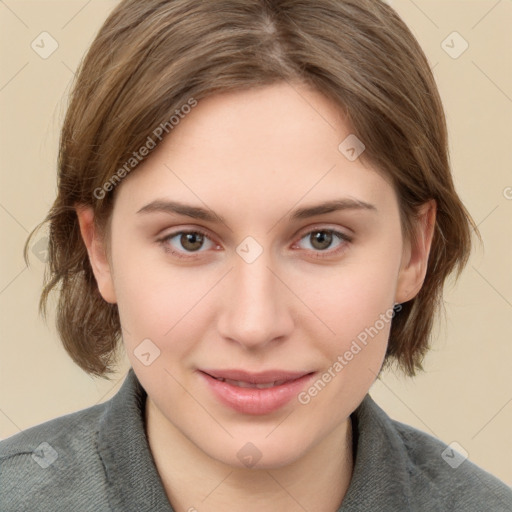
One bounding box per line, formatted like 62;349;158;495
0;401;112;512
391;417;512;511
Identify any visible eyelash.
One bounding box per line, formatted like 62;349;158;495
157;226;353;261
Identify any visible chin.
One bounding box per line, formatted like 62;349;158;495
204;435;312;471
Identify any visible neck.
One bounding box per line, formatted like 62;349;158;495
145;399;354;512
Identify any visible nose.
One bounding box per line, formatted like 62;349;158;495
217;247;294;350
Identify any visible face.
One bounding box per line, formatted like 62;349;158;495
80;82;434;469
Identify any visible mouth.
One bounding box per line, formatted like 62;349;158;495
198;369;316;415
201;368;311;386
207;377;293;389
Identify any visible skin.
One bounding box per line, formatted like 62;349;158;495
77;82;436;512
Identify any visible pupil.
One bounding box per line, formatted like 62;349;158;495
312;231;332;250
181;233;203;251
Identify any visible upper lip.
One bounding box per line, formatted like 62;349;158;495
200;369;313;384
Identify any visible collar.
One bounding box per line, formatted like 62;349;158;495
339;392;413;510
98;368;174;511
98;368;412;511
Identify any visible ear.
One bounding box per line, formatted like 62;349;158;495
75;204;117;304
395;199;437;304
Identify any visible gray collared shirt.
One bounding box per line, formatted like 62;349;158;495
1;368;511;511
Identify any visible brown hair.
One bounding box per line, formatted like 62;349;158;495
25;0;480;379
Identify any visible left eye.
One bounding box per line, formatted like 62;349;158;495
294;229;351;252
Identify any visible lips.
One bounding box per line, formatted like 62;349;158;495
202;368;309;385
198;368;316;415
211;378;288;389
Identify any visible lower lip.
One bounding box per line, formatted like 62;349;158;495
199;371;316;415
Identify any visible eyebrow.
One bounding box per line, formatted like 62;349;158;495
136;198;378;223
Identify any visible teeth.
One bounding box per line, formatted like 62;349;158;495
255;381;277;389
214;377;287;388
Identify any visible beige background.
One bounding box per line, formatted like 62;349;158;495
1;0;511;486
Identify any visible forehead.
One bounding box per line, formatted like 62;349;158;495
113;82;398;222
161;82;348;161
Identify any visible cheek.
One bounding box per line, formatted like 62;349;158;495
111;245;218;359
305;252;399;339
296;272;395;419
298;247;400;392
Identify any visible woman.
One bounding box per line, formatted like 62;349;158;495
1;1;511;510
